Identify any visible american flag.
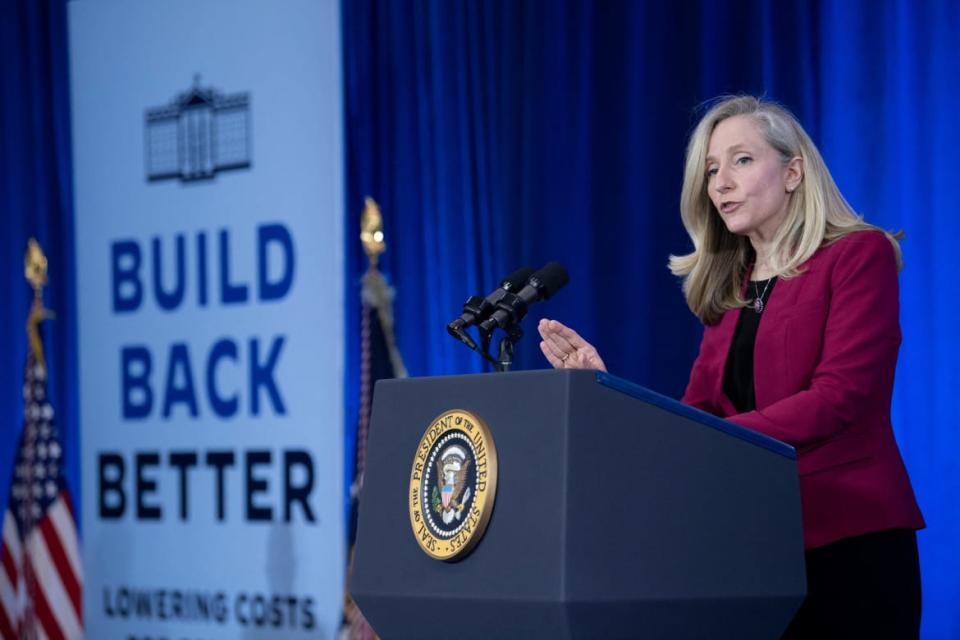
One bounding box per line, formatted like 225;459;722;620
0;350;83;639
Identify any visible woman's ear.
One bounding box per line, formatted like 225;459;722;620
785;156;804;193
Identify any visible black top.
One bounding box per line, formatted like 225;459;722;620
723;277;777;413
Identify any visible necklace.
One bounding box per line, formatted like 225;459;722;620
752;278;773;313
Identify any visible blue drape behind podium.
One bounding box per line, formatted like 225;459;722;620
342;1;960;637
0;0;957;637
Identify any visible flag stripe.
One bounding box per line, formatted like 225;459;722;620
25;533;80;640
0;560;17;640
2;513;20;567
0;546;15;592
0;597;16;640
24;558;66;640
60;493;75;527
48;499;81;582
38;515;81;622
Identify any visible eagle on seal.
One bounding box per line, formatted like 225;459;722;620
432;444;472;524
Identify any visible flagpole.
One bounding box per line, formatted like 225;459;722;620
341;198;408;640
22;238;50;640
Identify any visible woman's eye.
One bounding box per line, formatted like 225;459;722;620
706;167;718;177
736;156;752;165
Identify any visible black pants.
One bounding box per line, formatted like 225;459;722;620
782;528;921;639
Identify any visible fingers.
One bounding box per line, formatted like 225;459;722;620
538;319;571;360
538;318;569;348
540;331;568;361
543;319;581;358
550;319;588;349
543;340;567;362
537;318;556;342
538;317;607;372
539;340;565;369
539;319;573;367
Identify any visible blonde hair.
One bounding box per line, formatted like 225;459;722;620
668;95;901;325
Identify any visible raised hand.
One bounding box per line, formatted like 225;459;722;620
537;318;607;372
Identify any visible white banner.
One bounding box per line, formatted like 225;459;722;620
69;1;344;637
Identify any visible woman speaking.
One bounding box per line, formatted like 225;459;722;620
538;95;924;637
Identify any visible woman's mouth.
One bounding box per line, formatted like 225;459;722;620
720;201;743;214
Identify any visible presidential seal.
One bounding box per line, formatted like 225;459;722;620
409;409;498;561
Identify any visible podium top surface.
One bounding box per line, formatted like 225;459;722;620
379;369;795;460
594;371;795;459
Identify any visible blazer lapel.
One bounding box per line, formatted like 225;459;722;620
714;263;813;416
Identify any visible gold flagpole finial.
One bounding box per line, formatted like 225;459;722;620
24;239;52;369
25;238;48;301
360;197;386;269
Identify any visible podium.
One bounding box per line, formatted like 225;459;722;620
352;370;805;639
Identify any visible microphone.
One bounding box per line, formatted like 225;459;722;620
447;267;535;341
478;262;569;333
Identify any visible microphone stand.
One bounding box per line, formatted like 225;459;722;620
477;323;519;372
496;325;523;372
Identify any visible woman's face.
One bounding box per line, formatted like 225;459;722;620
705;115;800;241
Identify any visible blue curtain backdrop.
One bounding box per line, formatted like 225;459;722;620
1;0;957;638
0;0;78;525
342;1;959;637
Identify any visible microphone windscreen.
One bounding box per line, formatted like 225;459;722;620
531;262;569;299
501;266;535;291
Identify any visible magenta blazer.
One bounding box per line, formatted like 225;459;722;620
681;230;925;549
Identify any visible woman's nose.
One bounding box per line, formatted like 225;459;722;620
714;166;734;193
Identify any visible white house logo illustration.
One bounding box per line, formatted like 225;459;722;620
145;75;251;182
